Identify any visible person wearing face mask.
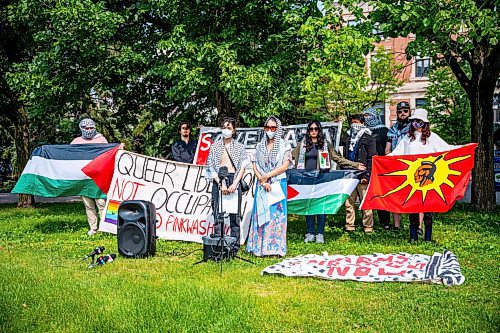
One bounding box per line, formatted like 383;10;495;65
70;118;108;236
385;101;412;230
246;116;291;257
292;120;366;244
171;121;197;163
341;114;377;233
363;107;392;231
390;108;460;242
205;117;249;254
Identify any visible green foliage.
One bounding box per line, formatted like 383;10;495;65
426;66;471;145
300;3;402;120
0;202;499;332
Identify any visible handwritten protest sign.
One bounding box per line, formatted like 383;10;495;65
194;122;342;165
99;151;255;243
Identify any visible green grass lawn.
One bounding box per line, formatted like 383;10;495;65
0;202;498;332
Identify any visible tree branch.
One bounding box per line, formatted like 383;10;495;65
444;54;472;94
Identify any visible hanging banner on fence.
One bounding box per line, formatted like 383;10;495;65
99;150;255;243
194;122;343;166
262;250;465;286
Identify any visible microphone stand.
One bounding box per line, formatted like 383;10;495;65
193;171;254;271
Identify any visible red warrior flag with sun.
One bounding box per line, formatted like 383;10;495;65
361;144;477;213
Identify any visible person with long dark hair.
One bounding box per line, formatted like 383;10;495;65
292;120;365;243
247;116;291;257
205;118;249;253
390;109;459;242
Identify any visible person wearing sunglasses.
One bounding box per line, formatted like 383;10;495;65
342;114;378;233
247;116;291;257
292;120;365;243
385;101;412;230
171;121;197;163
390;108;459;242
205;118;249;254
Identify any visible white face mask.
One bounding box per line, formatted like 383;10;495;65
221;128;233;139
266;130;276;139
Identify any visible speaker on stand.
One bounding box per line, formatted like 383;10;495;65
117;200;156;258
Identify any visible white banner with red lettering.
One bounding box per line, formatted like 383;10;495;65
99;150;256;243
194;122;342;166
262;250;465;285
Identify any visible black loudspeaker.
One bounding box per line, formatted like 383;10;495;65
201;236;236;261
117;200;156;258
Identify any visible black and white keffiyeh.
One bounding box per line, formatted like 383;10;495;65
255;116;284;169
363;107;387;131
205;136;247;179
348;123;372;151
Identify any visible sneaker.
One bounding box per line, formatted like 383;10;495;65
417;228;423;236
364;227;373;233
304;233;315;243
315;234;324;244
87;229;97;236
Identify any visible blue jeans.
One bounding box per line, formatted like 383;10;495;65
306;215;326;235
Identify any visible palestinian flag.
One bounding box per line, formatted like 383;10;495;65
361;144;477;213
286;169;363;215
12;144;120;198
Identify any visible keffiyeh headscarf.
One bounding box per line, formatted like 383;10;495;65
363;107;387;131
348;123;372;152
79;118;98;140
388;122;411;151
256;116;284;170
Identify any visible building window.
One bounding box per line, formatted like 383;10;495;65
415;58;430;78
374;101;386;125
348;19;360;27
416;98;427;108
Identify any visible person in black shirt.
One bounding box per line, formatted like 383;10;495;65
171;121;197;163
363;107;391;230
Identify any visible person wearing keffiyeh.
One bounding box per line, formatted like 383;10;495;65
341;114;377;233
246;116;291;257
204;118;249;254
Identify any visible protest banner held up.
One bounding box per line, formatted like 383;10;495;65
194;122;343;166
99;150;255;244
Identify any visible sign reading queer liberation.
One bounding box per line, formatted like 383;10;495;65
194;122;342;166
99;150;255;243
262;250;465;286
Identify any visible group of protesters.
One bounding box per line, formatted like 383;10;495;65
72;102;458;257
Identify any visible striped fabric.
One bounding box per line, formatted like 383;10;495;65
425;250;465;286
12;144;119;198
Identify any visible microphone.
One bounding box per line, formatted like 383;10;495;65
88;254;116;269
218;166;229;179
82;246;105;260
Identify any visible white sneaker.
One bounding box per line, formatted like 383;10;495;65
87;229;97;236
304;233;315;243
315;234;324;244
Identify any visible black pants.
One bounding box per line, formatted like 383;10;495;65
377;210;391;226
211;173;242;250
409;212;433;241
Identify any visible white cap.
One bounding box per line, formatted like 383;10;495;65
409;108;429;123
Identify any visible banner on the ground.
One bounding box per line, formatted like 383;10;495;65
194;122;342;166
99;150;256;243
361;144;477;213
286;169;362;215
11;144;119;199
262;250;464;286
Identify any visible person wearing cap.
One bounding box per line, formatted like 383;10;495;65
71;118;108;236
363;107;391;230
390;108;459;242
385;101;411;230
171;121;197;163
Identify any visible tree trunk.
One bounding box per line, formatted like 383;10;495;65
215;90;240;125
13;106;34;208
469;66;497;210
